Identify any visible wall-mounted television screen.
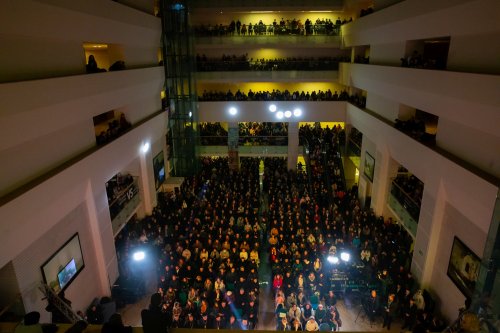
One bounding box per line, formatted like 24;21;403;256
447;236;481;297
57;258;77;290
153;151;165;190
41;233;84;293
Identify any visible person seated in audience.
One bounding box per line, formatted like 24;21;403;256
277;316;291;331
65;320;88;333
305;315;319;331
101;313;132;333
288;303;302;324
14;312;44;333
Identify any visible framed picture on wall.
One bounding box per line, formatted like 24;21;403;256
364;152;375;182
447;236;481;297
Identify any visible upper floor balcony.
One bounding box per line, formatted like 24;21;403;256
194;23;342;47
189;0;343;10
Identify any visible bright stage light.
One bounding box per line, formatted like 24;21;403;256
229;107;237;115
293;108;302;117
276;111;284;119
340;252;350;262
269;104;277;112
132;251;145;261
327;255;339;264
284;110;292;118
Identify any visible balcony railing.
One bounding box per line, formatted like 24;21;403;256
200;135;228;145
239;135;288;146
389;179;421;222
109;177;140;236
194;23;341;37
197;59;341;72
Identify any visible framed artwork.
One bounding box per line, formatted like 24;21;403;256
364;152;375;182
447;236;481;297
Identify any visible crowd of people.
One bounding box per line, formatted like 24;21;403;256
199;122;228;145
199;89;351;102
196;54;347;72
96;114;132;145
265;125;444;332
114;158;264;331
401;50;446;70
99;125;443;332
394;117;436;145
239;122;288;146
194;17;352;37
392;170;424;207
86;55;126;74
359;7;375;17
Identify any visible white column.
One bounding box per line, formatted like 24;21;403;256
139;146;154;216
287;122;299;171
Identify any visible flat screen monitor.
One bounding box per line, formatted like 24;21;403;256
41;233;84;292
57;258;77;290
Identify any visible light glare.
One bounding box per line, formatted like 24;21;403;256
276;111;284;119
340;252;350;262
284;110;292;118
133;251;145;261
269;104;277;112
141;142;150;153
229;107;237;115
327;255;339;264
293;108;302;117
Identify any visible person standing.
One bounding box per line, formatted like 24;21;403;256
141;293;168;333
382;294;397;330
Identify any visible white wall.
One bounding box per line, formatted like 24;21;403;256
436;118;500;179
339;63;500;178
0;67;164;197
447;33;500;74
0;0;161;82
346;103;497;318
0;112;167;317
370;41;405;66
12;203;101;322
342;0;500;48
430;203;487;320
366;92;400;121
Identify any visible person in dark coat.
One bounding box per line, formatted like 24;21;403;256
101;313;132;333
141;293;168;333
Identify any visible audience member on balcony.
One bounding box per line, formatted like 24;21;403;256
86;55;106;73
199;89;353;102
96;114;132;145
109;60;126;71
360;7;374;17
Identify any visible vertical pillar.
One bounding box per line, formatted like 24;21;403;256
85;182;112;294
413;182;446;285
228;122;239;170
288;122;299;171
371;146;398;215
139;147;153;216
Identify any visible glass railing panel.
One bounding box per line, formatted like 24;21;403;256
194;23;341;37
197;59;341;71
200;135;228;145
238;136;288;146
109;178;140;236
389;180;421;222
